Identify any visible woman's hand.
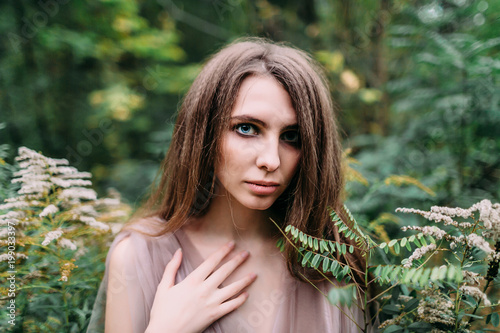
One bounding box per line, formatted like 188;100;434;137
145;241;257;333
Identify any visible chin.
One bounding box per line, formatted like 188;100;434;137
239;196;277;211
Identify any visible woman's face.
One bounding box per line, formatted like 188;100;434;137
215;75;301;211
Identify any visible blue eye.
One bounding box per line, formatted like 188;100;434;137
281;131;299;144
235;124;257;136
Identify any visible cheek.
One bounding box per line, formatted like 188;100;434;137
284;150;301;179
217;135;247;180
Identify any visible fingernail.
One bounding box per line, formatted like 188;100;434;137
249;273;257;280
228;241;235;248
175;248;182;256
240;250;249;259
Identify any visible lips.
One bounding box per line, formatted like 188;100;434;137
246;180;280;186
245;181;280;195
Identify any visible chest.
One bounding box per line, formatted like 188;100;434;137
188;239;288;332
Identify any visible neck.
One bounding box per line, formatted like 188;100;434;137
187;190;278;242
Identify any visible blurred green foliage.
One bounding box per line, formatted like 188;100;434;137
1;0;499;239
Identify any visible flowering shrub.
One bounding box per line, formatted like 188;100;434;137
0;147;130;332
279;201;500;332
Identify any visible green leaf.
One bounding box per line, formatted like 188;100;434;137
327;284;355;307
329;241;336;253
407;322;432;332
411;268;424;285
341;243;347;254
430;267;440;281
405;241;412;252
382;304;400;315
420;268;431;286
403;268;416;284
394;242;400;255
322;257;330;272
379;242;387;249
301;251;313;266
330;260;340;275
383;325;404;333
438;266;447;280
409;235;415;242
320;240;328;253
349;245;354;253
405;298;419;312
389;239;398;247
414;237;422;248
342;265;350;276
400;237;407;247
311;253;321;269
285;225;291;233
447;265;456;281
390;266;401;281
492;312;500;327
308;235;313;249
313;238;319;251
276;238;285;252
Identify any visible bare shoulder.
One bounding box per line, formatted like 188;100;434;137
109;236;131;271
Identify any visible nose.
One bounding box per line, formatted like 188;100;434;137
256;137;280;172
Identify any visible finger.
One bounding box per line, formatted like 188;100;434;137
206;250;250;287
192;241;235;280
162;248;182;288
217;273;257;303
216;292;249;318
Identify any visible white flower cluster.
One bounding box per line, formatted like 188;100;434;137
402;225;447;240
417;289;455;325
70;205;98;217
404;243;436;268
459;285;491;306
41;229;63;246
60;188;97;201
58;238;77;251
430;205;474;219
466;233;493;255
0;253;28;261
462;270;483;286
9;147;97;204
79;216;110;231
396;207;458;227
398;200;500;241
0;211;24;226
51;177;92;188
39;204;59;218
0;198;31;210
474;199;500;241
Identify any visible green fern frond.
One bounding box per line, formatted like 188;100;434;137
330;205;375;251
378;233;435;254
371;264;462;286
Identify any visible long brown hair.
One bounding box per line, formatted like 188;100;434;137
129;37;366;285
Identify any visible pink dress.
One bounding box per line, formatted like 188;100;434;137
87;221;367;332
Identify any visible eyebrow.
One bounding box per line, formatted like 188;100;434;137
230;115;298;131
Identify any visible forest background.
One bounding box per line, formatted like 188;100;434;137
0;0;499;331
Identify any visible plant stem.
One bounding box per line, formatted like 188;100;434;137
453;244;469;332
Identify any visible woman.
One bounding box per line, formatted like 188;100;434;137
88;37;367;332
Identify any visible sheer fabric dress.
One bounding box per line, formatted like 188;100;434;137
87;218;366;332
